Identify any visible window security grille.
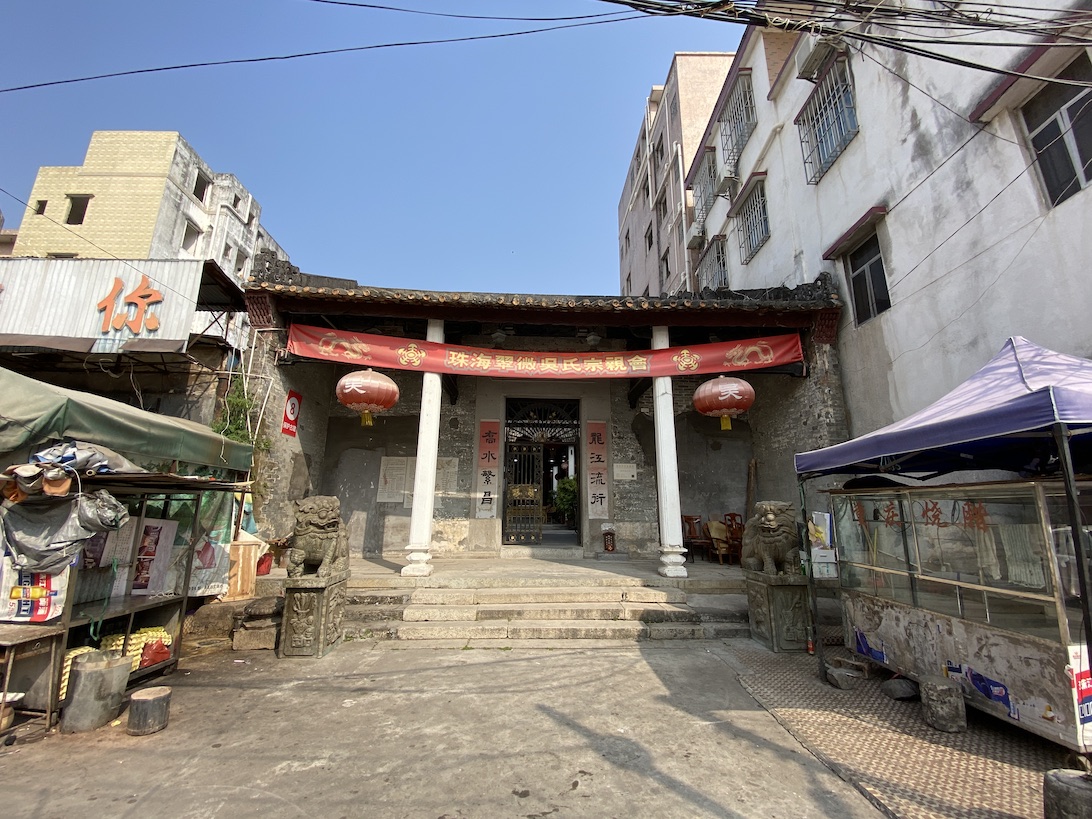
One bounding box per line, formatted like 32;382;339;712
693;151;719;226
719;74;757;180
696;236;729;290
737;183;770;264
798;60;859;184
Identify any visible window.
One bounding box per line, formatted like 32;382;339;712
34;200;47;215
845;233;890;324
797;59;859;183
696;236;729;290
181;221;202;255
624;230;630;255
193;171;212;203
736;182;770;263
47;252;77;258
232;194;243;210
659;250;671;292
645;225;654;252
669;94;679;123
654;133;665;166
693;150;718;226
656;194;668;225
719;73;757;175
625;274;632;296
65;195;91;225
1022;52;1092;207
234;250;249;277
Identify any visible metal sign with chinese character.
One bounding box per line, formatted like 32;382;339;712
287;324;803;379
475;420;501;519
0;259;205;354
585;421;609;520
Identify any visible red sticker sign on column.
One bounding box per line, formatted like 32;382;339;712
282;390;302;437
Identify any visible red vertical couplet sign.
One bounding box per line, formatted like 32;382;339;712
475;420;501;519
585;421;609;520
281;390;302;437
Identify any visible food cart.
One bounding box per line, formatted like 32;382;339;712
796;338;1092;754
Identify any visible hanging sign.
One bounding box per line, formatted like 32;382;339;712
281;390;302;437
287;324;802;379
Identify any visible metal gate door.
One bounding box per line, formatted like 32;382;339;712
503;443;543;543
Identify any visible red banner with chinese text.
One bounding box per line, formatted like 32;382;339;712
287;324;802;379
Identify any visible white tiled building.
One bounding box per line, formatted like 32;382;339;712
617;53;734;298
680;7;1092;436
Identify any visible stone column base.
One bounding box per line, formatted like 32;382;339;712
658;548;688;578
401;549;433;577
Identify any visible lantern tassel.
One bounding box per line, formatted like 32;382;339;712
720;416;732;431
361;411;374;427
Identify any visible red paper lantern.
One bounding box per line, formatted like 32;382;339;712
693;376;755;430
336;369;399;426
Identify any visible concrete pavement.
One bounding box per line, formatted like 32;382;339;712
0;638;880;819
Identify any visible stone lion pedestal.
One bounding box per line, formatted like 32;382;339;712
278;570;349;659
744;570;810;652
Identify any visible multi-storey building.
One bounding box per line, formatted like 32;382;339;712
681;8;1092;437
1;132;289;424
12;131;285;280
617;53;733;297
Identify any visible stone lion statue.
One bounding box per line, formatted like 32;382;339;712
741;501;802;575
282;496;349;579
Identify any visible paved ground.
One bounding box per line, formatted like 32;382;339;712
1;639;880;819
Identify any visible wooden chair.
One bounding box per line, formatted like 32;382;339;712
723;513;745;565
681;515;712;562
707;519;731;564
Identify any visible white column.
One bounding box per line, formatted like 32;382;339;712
402;319;444;577
652;326;687;578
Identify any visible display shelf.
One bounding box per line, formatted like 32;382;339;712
67;595;184;628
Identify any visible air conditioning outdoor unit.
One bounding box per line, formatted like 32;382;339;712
796;34;839;80
685;220;706;250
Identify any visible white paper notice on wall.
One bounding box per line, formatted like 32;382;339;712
378;457;408;503
613;463;637;481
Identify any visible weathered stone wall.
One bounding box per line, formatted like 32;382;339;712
250;329;337;540
637;338;848;525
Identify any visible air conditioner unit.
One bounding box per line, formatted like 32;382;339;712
716;163;738;196
796;34;839;80
685;220;706;250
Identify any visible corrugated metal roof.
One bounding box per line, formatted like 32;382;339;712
0;258;204;353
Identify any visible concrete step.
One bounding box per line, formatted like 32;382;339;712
499;546;584;559
394;620;651;640
407;586;686;605
348;571;744;594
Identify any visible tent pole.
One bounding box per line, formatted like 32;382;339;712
799;476;828;683
1051;422;1092;665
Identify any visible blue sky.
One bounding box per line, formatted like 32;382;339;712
0;2;740;295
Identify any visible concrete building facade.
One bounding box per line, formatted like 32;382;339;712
12;131;286;282
679;7;1092;439
617;53;734;299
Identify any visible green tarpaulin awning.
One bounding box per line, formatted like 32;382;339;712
0;367;252;472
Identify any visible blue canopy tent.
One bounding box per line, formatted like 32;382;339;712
795;337;1092;679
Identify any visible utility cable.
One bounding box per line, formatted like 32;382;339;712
302;0;631;21
0;15;647;95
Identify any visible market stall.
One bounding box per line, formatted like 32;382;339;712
795;337;1092;754
0;367;252;737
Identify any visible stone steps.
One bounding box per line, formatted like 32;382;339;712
340;583;750;643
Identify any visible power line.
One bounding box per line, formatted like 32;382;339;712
0;15;647;95
302;0;630;21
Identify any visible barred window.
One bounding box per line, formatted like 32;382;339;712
696;235;729;290
736;182;770;263
693;150;718;226
797;59;859;183
719;73;757;176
